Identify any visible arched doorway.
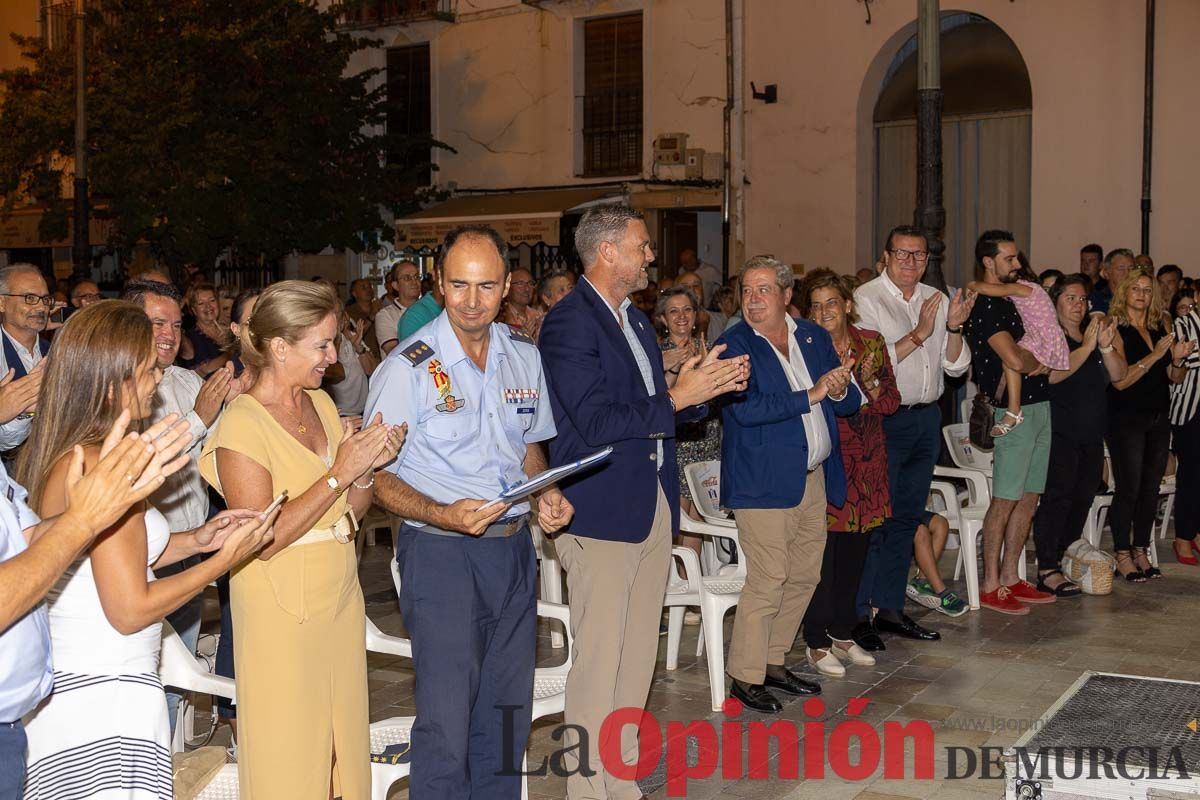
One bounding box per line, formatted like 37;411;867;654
873;13;1032;288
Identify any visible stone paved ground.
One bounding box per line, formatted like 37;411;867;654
202;528;1200;799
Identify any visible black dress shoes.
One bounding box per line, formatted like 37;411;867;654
764;668;822;696
729;679;782;713
851;620;886;651
875;614;941;641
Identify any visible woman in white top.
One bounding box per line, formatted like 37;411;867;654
16;301;278;800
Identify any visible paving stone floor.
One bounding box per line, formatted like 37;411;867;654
204;529;1200;799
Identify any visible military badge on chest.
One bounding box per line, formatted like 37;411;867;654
429;359;467;413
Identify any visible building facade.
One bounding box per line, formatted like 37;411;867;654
338;0;1200;287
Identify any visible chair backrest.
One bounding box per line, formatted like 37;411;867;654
942;423;993;473
684;461;732;524
159;622;235;700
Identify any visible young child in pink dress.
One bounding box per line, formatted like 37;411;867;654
968;275;1070;436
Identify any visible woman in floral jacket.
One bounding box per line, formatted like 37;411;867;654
796;269;901;677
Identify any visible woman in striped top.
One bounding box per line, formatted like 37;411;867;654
1169;295;1200;564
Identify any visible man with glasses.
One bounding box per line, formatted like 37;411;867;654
1090;248;1134;315
0;265;51;452
375;260;422;355
69;280;103;311
500;267;544;335
852;226;974;647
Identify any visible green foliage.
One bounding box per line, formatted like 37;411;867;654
0;0;441;269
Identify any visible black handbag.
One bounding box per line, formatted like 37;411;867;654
968;381;1006;451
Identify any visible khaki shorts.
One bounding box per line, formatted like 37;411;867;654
992;401;1052;500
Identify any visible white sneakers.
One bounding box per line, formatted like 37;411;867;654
831;638;876;666
806;647;846;677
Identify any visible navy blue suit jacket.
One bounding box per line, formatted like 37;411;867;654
539;278;703;542
715;319;861;510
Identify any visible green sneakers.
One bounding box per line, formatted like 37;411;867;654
906;578;968;617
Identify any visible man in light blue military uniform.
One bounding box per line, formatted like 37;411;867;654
365;225;572;800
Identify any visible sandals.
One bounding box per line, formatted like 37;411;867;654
1132;546;1163;579
991;410;1024;438
1036;569;1082;597
1114;550;1147;583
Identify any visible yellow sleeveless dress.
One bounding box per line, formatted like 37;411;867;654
200;390;369;800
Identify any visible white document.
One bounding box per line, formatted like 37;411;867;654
480;447;613;510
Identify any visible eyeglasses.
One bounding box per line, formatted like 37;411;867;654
510;280;534;288
888;248;930;263
2;293;55;307
74;292;102;303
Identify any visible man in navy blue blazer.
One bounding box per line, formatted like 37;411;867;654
716;256;862;714
539;205;749;800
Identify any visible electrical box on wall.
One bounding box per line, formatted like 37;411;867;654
685;149;705;179
654;132;689;165
702;152;724;181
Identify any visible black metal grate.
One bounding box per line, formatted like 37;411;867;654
1022;674;1200;769
582;91;642;177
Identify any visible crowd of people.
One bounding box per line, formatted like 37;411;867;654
0;204;1196;800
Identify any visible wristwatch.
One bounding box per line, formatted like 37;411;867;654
945;323;963;334
324;472;347;495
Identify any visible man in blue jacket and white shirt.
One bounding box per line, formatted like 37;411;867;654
540;205;749;800
716;255;862;714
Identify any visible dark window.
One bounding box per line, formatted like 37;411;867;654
386;43;433;189
582;13;642;177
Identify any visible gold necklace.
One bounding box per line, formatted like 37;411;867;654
273;401;307;434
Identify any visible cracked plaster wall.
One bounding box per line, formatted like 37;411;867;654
429;0;728;188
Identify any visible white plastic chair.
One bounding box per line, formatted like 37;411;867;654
684;461;740;576
929;480;985;610
160;622;244;800
160;622;235;756
193;765;241;800
929;478;1026;611
368;716;416;800
531;522;565;647
664;504;746;712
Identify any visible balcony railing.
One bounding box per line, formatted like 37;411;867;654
581;90;643;177
339;0;454;27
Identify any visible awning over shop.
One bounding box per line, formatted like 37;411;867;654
395;186;623;249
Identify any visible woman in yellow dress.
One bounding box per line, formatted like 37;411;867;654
200;281;405;799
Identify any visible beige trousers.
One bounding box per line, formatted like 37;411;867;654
726;468;828;684
554;483;672;800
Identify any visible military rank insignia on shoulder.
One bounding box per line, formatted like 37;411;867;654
508;329;534;346
400;340;434;367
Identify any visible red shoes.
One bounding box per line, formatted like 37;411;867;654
1174;539;1199;566
979;586;1029;615
980;581;1055;615
1005;580;1056;604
